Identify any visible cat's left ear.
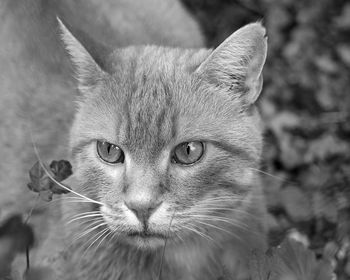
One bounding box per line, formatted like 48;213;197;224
197;22;267;104
57;18;106;92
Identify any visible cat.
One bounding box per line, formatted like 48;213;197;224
48;18;268;280
0;1;267;279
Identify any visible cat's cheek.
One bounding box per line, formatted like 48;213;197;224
101;164;124;181
97;166;125;208
86;142;125;181
240;169;254;186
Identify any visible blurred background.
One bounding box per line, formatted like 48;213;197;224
182;0;350;278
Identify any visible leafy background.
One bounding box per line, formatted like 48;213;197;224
0;0;349;279
182;0;350;279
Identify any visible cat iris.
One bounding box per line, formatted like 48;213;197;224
97;141;125;163
96;140;204;165
172;141;204;164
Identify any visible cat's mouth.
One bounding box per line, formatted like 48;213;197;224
127;230;167;239
124;229;169;249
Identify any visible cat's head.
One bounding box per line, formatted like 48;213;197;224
59;19;267;249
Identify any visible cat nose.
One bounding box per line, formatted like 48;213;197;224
125;201;162;224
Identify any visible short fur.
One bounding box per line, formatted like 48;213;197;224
54;22;268;280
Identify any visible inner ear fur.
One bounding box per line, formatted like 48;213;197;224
57;17;108;91
197;22;268;104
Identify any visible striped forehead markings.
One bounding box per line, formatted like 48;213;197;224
119;75;176;154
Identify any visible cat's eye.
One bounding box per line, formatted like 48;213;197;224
97;141;124;164
172;141;204;165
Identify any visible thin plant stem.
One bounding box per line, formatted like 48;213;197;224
25;193;41;224
157;211;175;280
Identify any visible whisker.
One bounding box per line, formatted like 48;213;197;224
69;210;101;217
188;207;259;220
198;197;245;203
249;167;295;184
67;213;103;225
70;219;103;239
173;231;185;243
30;130;104;206
68;216;103;229
93;228;114;255
183;214;252;233
194;198;254;206
62;199;101;204
190;206;250;213
33;196;97;211
108;227;122;245
90;227;110;250
194;220;242;242
157;210;175;280
74;223;109;265
180;224;214;243
181;213;247;226
71;221;106;243
68;211;102;220
80;227;110;262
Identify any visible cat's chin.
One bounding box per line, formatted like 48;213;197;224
122;234;166;250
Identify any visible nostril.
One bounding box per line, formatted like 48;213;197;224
125;201;162;223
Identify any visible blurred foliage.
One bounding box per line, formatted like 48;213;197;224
0;215;34;279
27;160;72;201
2;1;349;279
183;0;350;279
249;238;334;280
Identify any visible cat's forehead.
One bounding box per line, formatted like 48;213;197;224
97;47;209;159
117;73;177;159
79;46;242;161
109;46;210;76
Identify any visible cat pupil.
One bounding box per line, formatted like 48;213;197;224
107;144;111;154
186;144;191;155
172;141;204;165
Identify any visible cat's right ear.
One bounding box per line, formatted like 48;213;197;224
57;17;105;92
196;23;267;105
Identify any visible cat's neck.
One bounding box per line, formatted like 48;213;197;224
66;226;225;280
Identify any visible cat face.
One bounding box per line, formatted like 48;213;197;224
59;20;267;249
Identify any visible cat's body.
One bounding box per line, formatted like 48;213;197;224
0;1;268;279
